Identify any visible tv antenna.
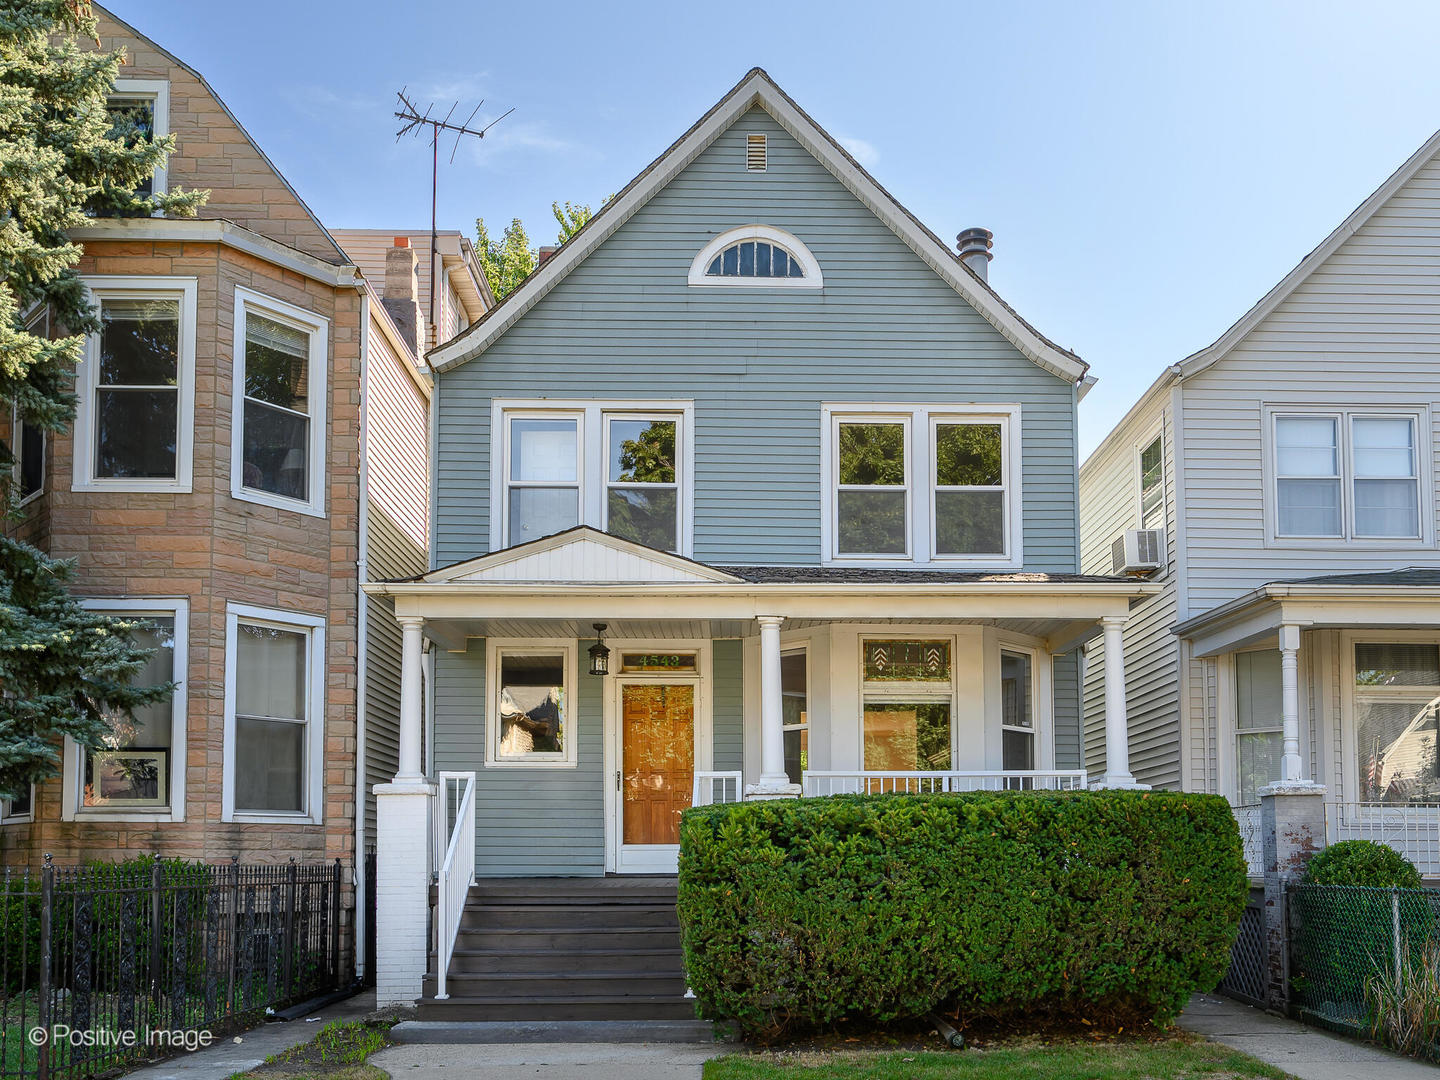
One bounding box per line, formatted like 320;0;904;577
394;88;513;347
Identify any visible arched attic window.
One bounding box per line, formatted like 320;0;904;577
687;225;823;288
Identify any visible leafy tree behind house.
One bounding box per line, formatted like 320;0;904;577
0;0;203;800
476;197;611;300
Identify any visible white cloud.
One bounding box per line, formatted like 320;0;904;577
837;134;880;168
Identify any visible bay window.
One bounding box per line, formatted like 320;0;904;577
223;603;325;822
1353;642;1440;804
494;401;692;554
73;277;196;492
1271;408;1426;541
232;288;328;515
824;404;1020;566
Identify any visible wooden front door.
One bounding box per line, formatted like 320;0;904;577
620;683;695;848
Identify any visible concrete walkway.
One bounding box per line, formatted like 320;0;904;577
1179;993;1439;1080
117;989;379;1080
368;1041;724;1080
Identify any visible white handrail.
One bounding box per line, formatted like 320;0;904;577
693;770;743;806
433;771;476;1001
802;770;1088;796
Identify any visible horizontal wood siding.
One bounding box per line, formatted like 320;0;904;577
1181;151;1440;618
435;108;1078;571
366;328;428;550
712;640;743;772
1078;394;1181;787
434;640;606;876
1051;651;1081;770
363;502;426;834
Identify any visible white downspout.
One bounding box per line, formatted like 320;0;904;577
353;288;372;981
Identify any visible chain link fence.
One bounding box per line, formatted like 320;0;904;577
1288;883;1440;1049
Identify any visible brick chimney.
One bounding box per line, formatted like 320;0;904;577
383;237;424;356
956;227;993;283
537;245;560;267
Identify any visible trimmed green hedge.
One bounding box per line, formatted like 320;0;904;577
1303;840;1423;889
677;790;1247;1038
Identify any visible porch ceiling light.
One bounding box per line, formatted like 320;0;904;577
588;623;611;676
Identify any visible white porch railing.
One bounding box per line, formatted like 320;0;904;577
802;770;1088;796
1328;802;1440;878
692;771;743;806
1232;804;1263;877
432;771;476;1001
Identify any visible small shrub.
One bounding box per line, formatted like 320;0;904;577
1304;841;1423;888
1366;939;1440;1061
677;789;1248;1039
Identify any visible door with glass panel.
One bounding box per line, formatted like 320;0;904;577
614;678;695;873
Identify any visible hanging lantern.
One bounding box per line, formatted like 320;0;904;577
588;623;611;676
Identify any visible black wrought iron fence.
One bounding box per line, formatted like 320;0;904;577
1288;883;1440;1046
0;856;349;1080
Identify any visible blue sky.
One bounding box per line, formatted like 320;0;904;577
107;0;1440;456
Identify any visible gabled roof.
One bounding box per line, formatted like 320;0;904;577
1176;126;1440;379
428;68;1086;383
93;3;352;268
407;526;746;585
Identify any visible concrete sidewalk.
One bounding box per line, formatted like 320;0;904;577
368;1041;724;1079
117;989;379;1080
1179;994;1438;1080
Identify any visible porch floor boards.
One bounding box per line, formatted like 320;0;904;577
420;876;696;1023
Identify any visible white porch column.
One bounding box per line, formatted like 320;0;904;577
1096;615;1147;789
1277;623;1323;788
374;613;435;1006
747;614;801;799
396;616;425;781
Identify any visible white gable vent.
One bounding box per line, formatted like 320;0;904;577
1112;528;1164;575
746;134;767;171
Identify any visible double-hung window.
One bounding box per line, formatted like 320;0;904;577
781;649;808;785
1353;642;1440;804
223;603;325;822
861;639;954;772
68;598;188;821
494;401;693;554
100;80;168;212
232;288;328;515
13;306;48;504
73;277;197;492
1138;433;1164;530
1234;649;1284;805
1271;408;1426;541
1000;650;1035;779
824;405;1020;566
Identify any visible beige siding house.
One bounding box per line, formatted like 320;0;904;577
1081;128;1440;874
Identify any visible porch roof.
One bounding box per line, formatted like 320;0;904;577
364;527;1160;652
1175;567;1440;656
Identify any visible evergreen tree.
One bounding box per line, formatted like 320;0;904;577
0;0;200;799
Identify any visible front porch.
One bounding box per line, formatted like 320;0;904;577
1179;569;1440;879
365;528;1159;1006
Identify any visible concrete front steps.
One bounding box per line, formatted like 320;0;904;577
418;876;700;1024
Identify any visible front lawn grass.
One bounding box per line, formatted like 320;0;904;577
704;1038;1292;1080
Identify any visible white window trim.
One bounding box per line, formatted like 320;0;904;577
781;644;809;783
1135;425;1165;531
687;224;824;288
490;399;696;556
858;633;960;770
72;276;197;493
998;644;1042;772
64;598;189;822
1225;645;1287;805
1340;630;1440;805
0;786;36;826
831;411;913;562
821;403;1023;569
485;639;580;768
230;286;330;517
111;79;170;208
1263;404;1432;547
221;602;326;824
